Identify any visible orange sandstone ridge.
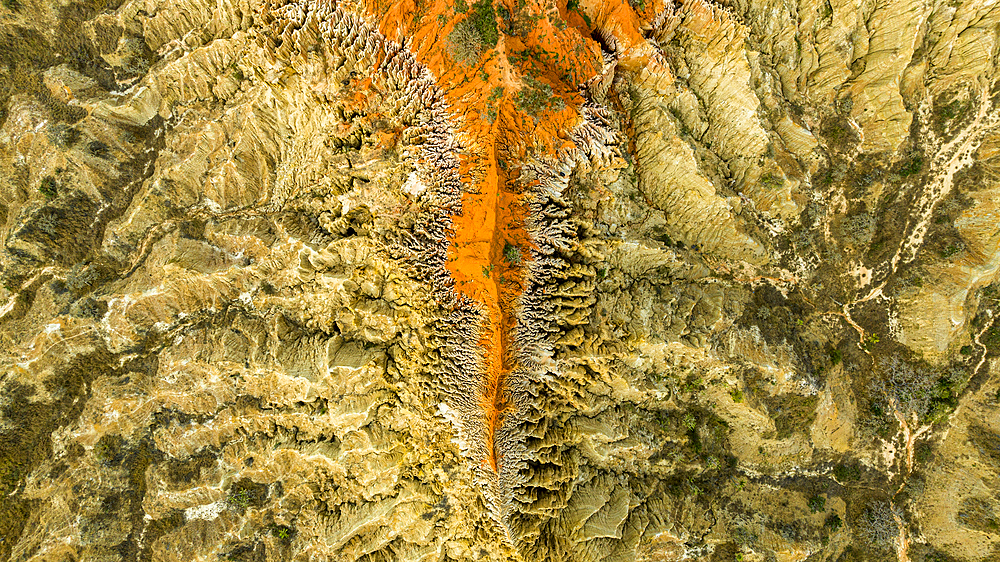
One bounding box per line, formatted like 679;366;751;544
353;0;669;536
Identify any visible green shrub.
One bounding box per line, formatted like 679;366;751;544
862;333;879;351
447;0;499;64
503;242;522;265
829;348;842;365
938;99;963;120
227;489;251;508
808;495;826;513
567;0;593;25
833;463;860;482
915;442;934;464
986;321;1000;354
933;98;969;133
39;176;57;199
821;117;857;150
225;479;267;511
468;0;498;47
940;242;964;258
94;434;125;466
759;172;785;190
897;154;923;177
272;525;294;542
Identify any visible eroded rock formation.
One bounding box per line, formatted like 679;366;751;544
1;0;1000;561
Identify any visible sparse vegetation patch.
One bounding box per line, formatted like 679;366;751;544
448;19;485;65
516;76;565;116
858;501;902;551
503;242;522;265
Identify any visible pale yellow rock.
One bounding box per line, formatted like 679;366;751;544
632;82;767;263
810;364;857;452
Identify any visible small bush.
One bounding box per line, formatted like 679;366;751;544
683;377;704;393
227;489;251;508
829;348;842;365
88;140;110;158
915;442;934;464
985;321;1000;354
957;496;1000;533
938;99;963;120
503;242;522;265
39;176;57;199
833;463;860;482
862;333;880;351
272;524;295;543
940;242;964;258
759;172;785;190
767;394;818;439
226;478;267;511
821;117;858;150
94;434;125;466
897;154;924;177
933;97;970;133
808;495;826;513
567;0;593;25
732;525;758;546
858;501;902;550
448;19;484;65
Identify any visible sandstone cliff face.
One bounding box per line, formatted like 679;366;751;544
1;0;999;561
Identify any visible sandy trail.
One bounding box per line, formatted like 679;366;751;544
855;85;998;304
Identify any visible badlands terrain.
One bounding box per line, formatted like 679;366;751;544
0;0;999;560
